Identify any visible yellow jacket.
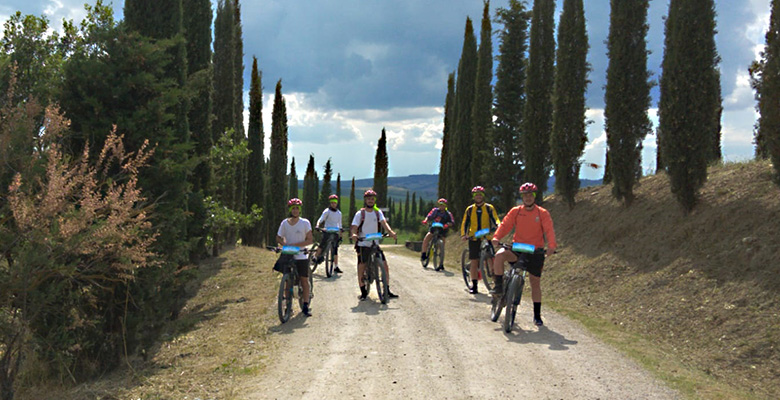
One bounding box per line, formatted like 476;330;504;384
460;203;499;238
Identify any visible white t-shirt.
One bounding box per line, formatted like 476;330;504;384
317;208;343;229
277;218;312;260
351;208;385;247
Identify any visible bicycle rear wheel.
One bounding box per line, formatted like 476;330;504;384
432;239;441;270
479;252;494;291
324;242;334;277
461;249;474;290
278;273;293;323
308;245;318;273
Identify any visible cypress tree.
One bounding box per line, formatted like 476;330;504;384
303;155;318;221
551;0;589;209
123;0;191;259
404;191;410;228
246;57;264;245
336;173;342;212
438;72;455;200
373;128;389;207
266;80;288;243
288;158;298;199
523;0;556;203
233;0;247;213
658;0;721;212
449;18;478;216
604;0;652;205
320;159;334;209
183;0;213;195
493;0;530;212
751;0;780;182
473;1;495;198
349;177;357;223
411;192;417;217
212;0;235;147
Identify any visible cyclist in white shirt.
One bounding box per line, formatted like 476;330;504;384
349;189;398;300
276;198;314;316
313;194;344;273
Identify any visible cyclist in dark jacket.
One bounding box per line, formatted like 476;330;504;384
420;198;455;271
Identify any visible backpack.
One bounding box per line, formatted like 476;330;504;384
357;208;381;235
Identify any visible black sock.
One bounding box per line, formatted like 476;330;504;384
494;275;503;291
360;285;368;296
472;280;478;290
303;302;309;312
534;302;541;319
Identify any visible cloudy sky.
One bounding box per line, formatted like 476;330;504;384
1;0;772;181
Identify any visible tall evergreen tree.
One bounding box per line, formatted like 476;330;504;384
336;173;342;212
373;128;389;207
493;0;530;212
183;0;213;195
658;0;721;212
751;0;780;182
122;0;191;257
288;158;298;199
246;57;265;245
449;17;479;216
320;159;334;209
473;1;495;197
551;0;589;209
266;80;288;243
233;0;247;213
604;0;652;205
438;72;456;199
411;192;418;217
303;155;318;221
349;177;357;224
522;0;556;203
404;191;410;228
212;0;236;209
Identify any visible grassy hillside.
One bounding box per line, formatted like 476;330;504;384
540;160;778;398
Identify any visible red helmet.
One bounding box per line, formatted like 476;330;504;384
437;198;448;204
519;182;538;194
287;198;303;207
471;186;485;194
363;189;377;198
328;194;339;201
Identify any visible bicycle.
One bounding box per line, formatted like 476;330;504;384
268;245;313;323
311;227;343;277
490;242;545;333
421;222;446;270
356;232;390;304
460;227;495;292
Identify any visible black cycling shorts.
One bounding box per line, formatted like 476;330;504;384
356;246;385;264
428;226;447;237
468;239;486;260
511;251;545;277
274;255;310;278
318;232;341;255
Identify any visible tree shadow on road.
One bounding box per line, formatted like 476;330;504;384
501;326;578;350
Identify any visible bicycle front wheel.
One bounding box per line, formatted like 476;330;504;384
278;273;293;323
308;245;318;273
377;259;389;304
461;249;474;290
325;243;334;278
433;239;444;270
503;275;522;333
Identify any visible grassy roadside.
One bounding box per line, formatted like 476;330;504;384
19;246;282;400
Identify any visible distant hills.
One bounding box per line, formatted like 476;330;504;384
302;174;602;201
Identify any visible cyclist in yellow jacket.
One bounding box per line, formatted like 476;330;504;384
460;186;500;294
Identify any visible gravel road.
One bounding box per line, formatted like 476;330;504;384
242;245;679;399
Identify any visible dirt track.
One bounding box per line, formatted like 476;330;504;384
241;245;679;399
